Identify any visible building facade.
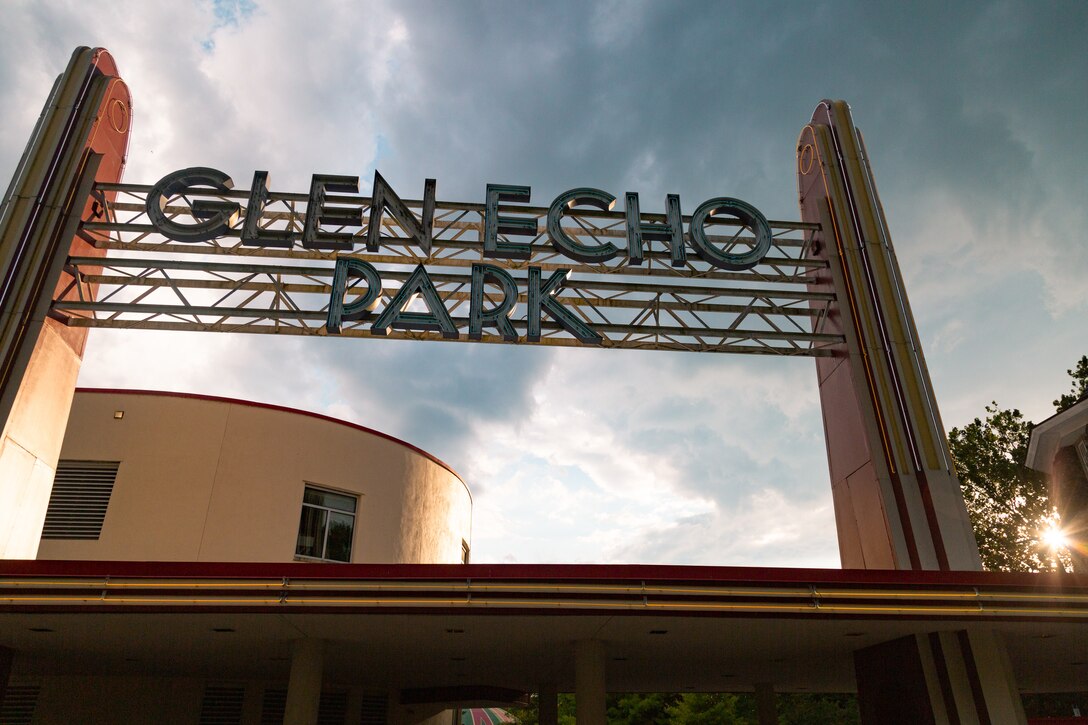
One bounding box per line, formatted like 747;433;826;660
10;388;473;724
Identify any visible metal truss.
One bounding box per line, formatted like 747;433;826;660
55;182;840;355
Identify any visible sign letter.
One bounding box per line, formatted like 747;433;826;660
325;258;383;334
483;184;536;259
372;264;457;338
241;171;295;248
469;263;519;341
526;266;601;345
625;192;685;266
366;171;436;255
688;197;772;271
302;175;361;251
146;167;239;243
546;188;619;263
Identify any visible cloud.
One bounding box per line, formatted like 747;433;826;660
610;488;838;568
1;1;1084;568
457;349;832;565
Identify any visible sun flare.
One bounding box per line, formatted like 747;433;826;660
1041;525;1070;551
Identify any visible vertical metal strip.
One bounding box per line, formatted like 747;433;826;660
0;151;103;426
928;632;962;725
956;631;992;725
805;122;921;569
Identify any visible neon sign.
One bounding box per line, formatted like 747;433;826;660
146;168;773;345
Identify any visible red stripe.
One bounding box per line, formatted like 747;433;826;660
957;631;992;725
1;559;1084;590
928;633;961;725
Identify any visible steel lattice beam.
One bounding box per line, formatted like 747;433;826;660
56;182;838;355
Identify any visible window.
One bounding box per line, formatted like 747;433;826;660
295;486;356;562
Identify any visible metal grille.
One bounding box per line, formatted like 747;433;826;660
56;182;839;356
318;690;348;725
198;684;245;725
259;688;286;724
258;687;351;724
41;460;120;539
0;684;39;725
359;694;388;725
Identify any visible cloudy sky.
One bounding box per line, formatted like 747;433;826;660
1;1;1084;568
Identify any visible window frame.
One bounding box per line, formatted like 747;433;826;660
294;484;357;563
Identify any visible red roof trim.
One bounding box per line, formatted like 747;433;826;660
74;388;466;490
4;559;1086;590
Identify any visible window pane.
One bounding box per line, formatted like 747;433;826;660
295;506;327;558
325;511;354;562
303;488;356;513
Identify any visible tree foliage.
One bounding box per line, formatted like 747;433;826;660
948;403;1057;571
949;355;1086;572
776;694;859;725
663;693;747;724
607;693;680;724
1053;354;1088;413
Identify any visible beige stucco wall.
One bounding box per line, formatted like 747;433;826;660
36;390;472;565
0;323;83;559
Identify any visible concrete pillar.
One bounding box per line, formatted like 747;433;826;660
0;47;129;559
283;639;323;725
754;683;776;725
0;254;86;559
797;100;983;571
574;639;606;725
538;682;558;725
854;631;1027;725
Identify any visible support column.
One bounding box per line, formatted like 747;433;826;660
754;683;776;725
0;47;130;558
574;640;606;725
283;639;323;725
797;99;1026;725
854;632;1026;725
797;100;980;571
538;682;558;725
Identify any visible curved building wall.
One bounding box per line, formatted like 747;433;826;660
36;390;472;565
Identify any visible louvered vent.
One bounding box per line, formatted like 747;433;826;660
259;688;352;724
198;684;245;725
41;460;119;539
0;684;40;725
318;690;348;725
359;694;389;725
260;688;286;724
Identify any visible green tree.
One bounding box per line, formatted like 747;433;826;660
777;694;859;725
948;403;1058;571
1053;354;1088;413
949;354;1087;572
665;693;748;724
506;693;576;725
607;693;679;724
